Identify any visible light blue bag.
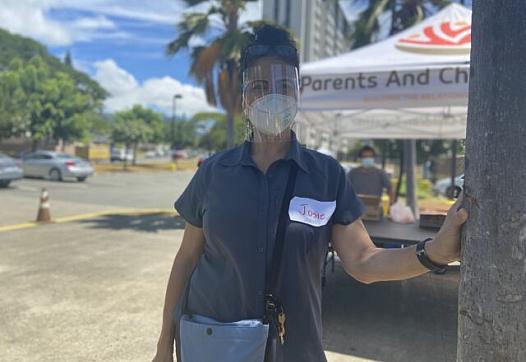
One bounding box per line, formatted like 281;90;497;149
180;314;269;362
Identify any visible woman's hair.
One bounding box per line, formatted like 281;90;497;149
240;23;299;73
358;145;377;158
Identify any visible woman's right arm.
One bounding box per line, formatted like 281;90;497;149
153;223;205;361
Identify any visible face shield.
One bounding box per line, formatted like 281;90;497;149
242;63;300;143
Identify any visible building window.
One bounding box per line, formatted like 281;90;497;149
274;0;279;22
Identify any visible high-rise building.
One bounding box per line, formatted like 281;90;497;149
262;0;350;63
263;0;352;152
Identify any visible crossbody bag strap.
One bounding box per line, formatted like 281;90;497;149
265;161;299;301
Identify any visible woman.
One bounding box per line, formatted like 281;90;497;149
153;24;468;362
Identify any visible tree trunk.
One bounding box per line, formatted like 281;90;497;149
457;1;526;361
123;144;129;170
132;143;138;166
226;111;234;149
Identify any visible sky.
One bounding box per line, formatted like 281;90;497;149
0;0;261;117
0;0;472;117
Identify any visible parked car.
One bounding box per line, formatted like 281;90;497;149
197;153;213;167
171;149;188;161
433;174;464;197
110;148;134;162
22;151;94;182
0;152;23;187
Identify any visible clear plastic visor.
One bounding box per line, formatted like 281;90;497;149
242;63;300;108
242;64;300;143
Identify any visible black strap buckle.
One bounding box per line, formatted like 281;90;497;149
264;294;276;323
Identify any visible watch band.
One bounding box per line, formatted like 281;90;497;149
416;238;447;273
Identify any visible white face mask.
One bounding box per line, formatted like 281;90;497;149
247;94;298;135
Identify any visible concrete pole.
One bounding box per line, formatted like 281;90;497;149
404;139;418;219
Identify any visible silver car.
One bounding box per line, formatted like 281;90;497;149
22;151;94;182
0;152;24;187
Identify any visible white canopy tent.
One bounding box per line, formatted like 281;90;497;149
297;3;472;141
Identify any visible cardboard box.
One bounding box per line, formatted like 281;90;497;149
357;194;383;221
419;210;447;230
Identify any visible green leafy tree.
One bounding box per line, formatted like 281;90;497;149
0;58;28;140
198;114;246;151
44;72;95;147
169;118;198;149
111;105;165;165
0;30;108;147
64;51;73;68
9;56;96;149
0;29;107;103
19;56;56;149
166;0;258;148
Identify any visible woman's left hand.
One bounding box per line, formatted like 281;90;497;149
426;191;469;264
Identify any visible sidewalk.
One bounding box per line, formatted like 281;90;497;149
1;216;458;362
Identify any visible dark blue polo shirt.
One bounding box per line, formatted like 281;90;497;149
174;134;365;362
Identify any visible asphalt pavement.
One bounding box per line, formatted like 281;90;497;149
0;171;459;362
0;171;194;226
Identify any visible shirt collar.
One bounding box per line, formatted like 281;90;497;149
220;131;309;173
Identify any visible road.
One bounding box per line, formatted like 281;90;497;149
0;171;194;227
0;171;459;362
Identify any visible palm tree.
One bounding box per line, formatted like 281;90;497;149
167;0;258;148
349;0;452;49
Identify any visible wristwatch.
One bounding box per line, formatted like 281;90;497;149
416;238;447;274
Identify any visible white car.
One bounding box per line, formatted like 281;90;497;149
111;148;134;162
433;174;464;197
22;151;94;182
0;152;23;187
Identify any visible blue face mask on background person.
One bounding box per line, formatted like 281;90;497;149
361;158;375;168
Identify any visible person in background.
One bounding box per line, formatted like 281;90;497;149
348;145;394;207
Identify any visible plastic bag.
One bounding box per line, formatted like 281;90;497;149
389;201;415;224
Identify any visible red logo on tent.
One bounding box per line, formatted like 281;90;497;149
396;21;471;55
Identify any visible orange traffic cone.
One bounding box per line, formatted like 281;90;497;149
36;188;52;223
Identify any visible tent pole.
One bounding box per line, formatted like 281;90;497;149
381;140;387;170
395;141;404;203
405;140;418;219
449;139;458;198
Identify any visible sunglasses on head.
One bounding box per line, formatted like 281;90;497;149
243;45;298;64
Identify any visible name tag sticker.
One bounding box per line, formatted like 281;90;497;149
288;197;336;227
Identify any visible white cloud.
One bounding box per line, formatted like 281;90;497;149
71;15;116;31
0;0;72;45
0;0;131;46
52;0;187;25
93;59;217;116
0;0;262;46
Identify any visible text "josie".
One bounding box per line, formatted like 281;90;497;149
299;204;325;220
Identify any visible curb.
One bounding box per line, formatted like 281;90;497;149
0;208;177;234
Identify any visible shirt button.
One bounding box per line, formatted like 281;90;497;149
257;291;263;296
257;247;264;253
